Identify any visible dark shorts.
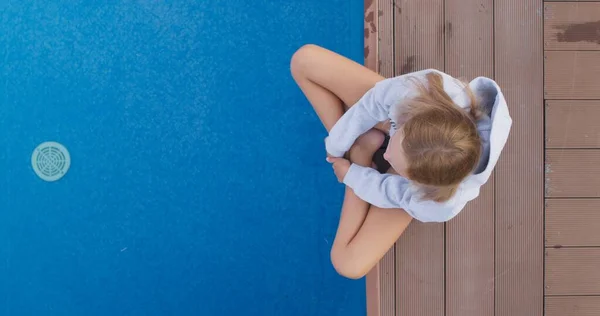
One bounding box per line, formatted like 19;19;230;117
373;134;391;173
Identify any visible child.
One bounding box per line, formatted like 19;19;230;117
291;44;511;279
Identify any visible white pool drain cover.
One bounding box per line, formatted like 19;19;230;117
31;141;71;182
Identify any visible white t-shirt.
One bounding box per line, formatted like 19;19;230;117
324;69;512;223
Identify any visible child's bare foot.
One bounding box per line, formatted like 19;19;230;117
348;129;385;167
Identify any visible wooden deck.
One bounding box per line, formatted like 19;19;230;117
364;0;598;315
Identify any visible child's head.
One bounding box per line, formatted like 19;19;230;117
383;72;482;202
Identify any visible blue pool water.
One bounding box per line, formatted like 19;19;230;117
0;1;365;315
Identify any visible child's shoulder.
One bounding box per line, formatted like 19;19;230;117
384;68;459;87
382;69;470;105
394;68;450;78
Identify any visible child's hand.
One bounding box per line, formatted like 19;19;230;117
326;157;351;183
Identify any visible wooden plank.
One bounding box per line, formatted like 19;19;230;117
545;51;600;100
395;225;445;315
546;100;600;149
375;1;395;316
546;296;600;316
546;199;600;247
378;0;394;79
444;1;495;316
393;0;444;75
393;1;445;314
546;0;600;2
366;265;381;316
544;2;600;51
546;150;600;198
378;251;395;316
364;0;379;73
365;2;382;315
546;248;600;295
494;0;544;315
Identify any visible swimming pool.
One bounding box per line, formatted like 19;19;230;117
0;1;366;315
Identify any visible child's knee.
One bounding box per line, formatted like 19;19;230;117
290;44;319;77
349;130;385;164
356;130;385;150
330;247;366;280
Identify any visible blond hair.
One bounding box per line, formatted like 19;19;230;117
399;72;482;202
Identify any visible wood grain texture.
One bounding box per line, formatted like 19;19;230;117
379;250;395;316
545;51;600;100
365;2;380;315
546;296;600;316
376;2;395;316
393;1;445;315
396;224;445;316
444;1;495;316
546;150;600;198
546;199;600;247
545;0;600;2
546;100;600;149
546;248;600;295
366;264;381;316
378;0;394;79
393;0;444;75
494;0;544;315
364;0;378;73
544;2;600;51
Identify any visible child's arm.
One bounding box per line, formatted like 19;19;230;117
325;78;400;157
342;164;462;223
342;164;411;209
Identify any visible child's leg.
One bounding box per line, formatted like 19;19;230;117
290;44;389;132
291;44;412;279
330;132;413;279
